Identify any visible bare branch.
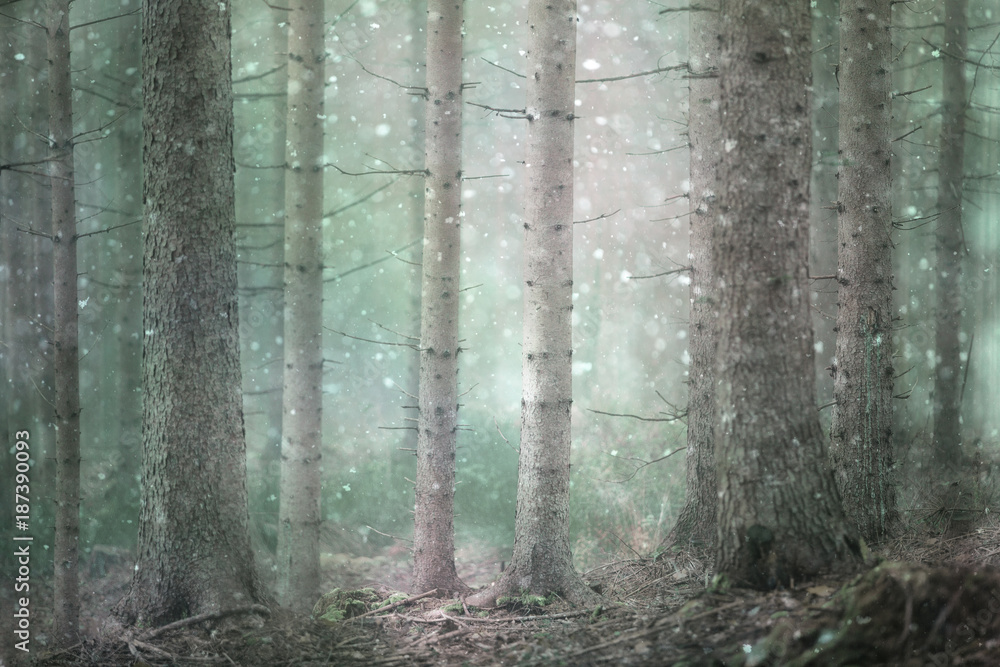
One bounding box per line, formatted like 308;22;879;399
466;101;529;119
324;238;421;283
324;178;398;218
323;326;419;351
626;143;688;156
480;57;525;78
349;55;427;96
628;265;692;281
70;8;140;32
233;63;287;85
574;209;620;225
327;163;426;177
893;84;931;99
586;408;682;422
494;416;519;455
577;63;687;84
75;218;141;239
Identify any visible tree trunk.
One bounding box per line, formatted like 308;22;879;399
466;0;599;608
48;0;81;645
114;0;267;627
413;0;469;595
277;0;324;610
809;0;840;406
714;0;862;589
829;0;898;544
665;0;720;552
932;0;967;468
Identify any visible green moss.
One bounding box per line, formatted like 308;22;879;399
312;587;381;624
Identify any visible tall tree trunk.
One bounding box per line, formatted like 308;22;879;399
829;0;898;543
277;0;324;610
714;0;862;589
932;0;967;468
413;0;469;595
113;0;266;627
466;0;598;608
809;0;840;405
48;0;81;645
665;0;719;551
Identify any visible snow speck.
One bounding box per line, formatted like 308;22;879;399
592;248;604;260
619;270;632;282
375;123;391;137
14;53;25;61
78;297;90;309
725;139;738;152
595;116;608;126
582;59;601;71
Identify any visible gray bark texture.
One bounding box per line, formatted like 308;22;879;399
466;0;598;608
48;0;81;646
829;0;898;543
932;0;968;468
114;0;267;627
666;0;720;552
277;0;324;610
714;0;862;589
808;0;840;404
413;0;469;595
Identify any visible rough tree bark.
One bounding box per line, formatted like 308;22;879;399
48;0;81;645
466;0;599;608
277;0;324;610
413;0;469;595
829;0;898;543
932;0;968;468
714;0;862;589
113;0;267;627
665;0;720;551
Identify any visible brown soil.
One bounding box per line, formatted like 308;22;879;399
24;527;1000;666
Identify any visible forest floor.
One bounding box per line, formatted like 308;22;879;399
23;525;1000;666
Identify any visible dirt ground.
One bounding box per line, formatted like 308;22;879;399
19;526;1000;666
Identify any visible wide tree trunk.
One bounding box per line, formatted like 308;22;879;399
829;0;898;543
114;0;267;627
466;0;598;608
714;0;862;589
277;0;324;610
48;0;81;646
932;0;968;468
413;0;469;596
665;0;720;551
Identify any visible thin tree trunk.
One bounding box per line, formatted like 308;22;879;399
466;0;599;608
48;0;81;645
932;0;968;468
714;0;862;589
277;0;324;610
413;0;469;595
665;0;720;551
829;0;898;543
114;0;266;627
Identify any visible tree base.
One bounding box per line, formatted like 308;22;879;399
465;564;601;608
